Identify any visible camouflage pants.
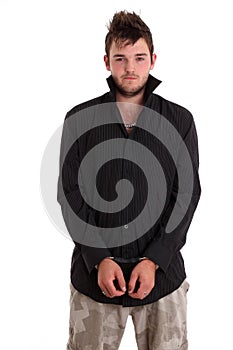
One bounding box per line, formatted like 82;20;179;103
67;280;189;350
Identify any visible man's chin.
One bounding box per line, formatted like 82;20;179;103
116;85;145;97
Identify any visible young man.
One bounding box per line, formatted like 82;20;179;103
58;11;201;350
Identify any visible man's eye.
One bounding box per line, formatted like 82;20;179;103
116;58;124;62
137;57;145;61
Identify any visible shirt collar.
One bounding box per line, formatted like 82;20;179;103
106;74;162;102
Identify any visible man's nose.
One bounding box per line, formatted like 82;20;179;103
125;59;135;73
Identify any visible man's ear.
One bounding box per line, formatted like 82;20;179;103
150;53;157;70
104;55;111;71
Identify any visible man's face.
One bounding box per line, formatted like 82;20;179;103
104;38;156;97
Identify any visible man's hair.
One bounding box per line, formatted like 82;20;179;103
105;11;154;60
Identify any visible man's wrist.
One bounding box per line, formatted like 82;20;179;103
139;257;159;270
95;257;114;270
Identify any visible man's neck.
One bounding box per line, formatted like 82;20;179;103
116;92;144;126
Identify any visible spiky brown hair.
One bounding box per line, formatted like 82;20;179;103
105;11;154;60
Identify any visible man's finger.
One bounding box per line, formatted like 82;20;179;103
130;283;147;299
103;281;125;298
128;272;138;294
115;269;126;292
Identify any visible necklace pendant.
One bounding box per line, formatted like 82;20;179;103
124;122;136;128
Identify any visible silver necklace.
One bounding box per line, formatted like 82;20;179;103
124;122;136;128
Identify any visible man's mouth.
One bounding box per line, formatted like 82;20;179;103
123;76;137;80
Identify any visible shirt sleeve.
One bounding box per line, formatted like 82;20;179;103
142;114;201;272
57;114;111;273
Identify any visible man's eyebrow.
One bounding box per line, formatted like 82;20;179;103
113;54;125;57
135;53;148;56
113;53;148;58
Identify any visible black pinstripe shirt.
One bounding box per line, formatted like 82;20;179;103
57;75;201;306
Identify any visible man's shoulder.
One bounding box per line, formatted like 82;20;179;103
151;93;193;120
150;93;195;134
65;93;110;120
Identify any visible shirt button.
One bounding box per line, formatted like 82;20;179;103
124;224;128;229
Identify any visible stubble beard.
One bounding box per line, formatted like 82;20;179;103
113;76;149;98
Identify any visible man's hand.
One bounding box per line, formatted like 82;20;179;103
128;259;157;299
97;258;126;298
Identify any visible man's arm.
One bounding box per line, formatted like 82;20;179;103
128;114;201;299
142;114;201;272
57;113;112;273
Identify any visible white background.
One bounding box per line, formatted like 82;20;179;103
0;0;232;349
